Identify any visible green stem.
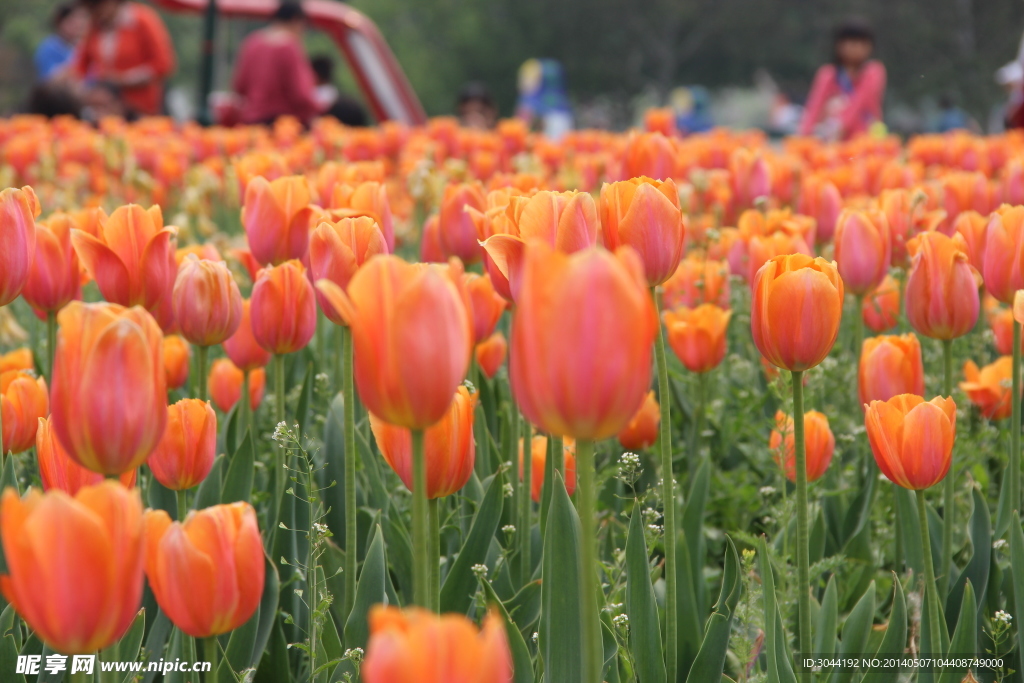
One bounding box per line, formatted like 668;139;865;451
316;309;326;370
240;371;251;437
333;323;343;394
690;371;708;470
939;338;953;599
46;310;56;380
575;438;602;683
183;630;197;683
196;345;209;402
1011;321;1021;528
520;421;532;583
551;434;564;481
306;455;319;679
342;326;358;622
411;429;429;608
176;489;188;522
917;488;944;656
653;289;678;683
792;370;812;679
471;359;491;479
271;354;287;547
854;294;865;356
204;636;219;683
428;497;441;611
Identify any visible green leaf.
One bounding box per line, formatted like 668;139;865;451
625;502;666;683
0;454;18;496
253;619;292;683
504;580;542;631
221;430;256;505
676;531;703;681
480;574;535;683
684;537;740;683
937;581;976;683
295;362;315;439
841;468;875;547
193;454;225;509
99;608;145;683
441;470;504;614
758;537;797;683
681;458;710;615
864;574;907;683
343;524;386;652
0;605;24;683
1011;512;1024;680
945;487;989;632
250;553;281;670
894;486;923;577
321;393;348;544
829;581;875;683
540;471;585;683
813;576;838;659
140;609;173;683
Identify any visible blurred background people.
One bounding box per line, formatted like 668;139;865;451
311;54;369;126
672;86;713;135
73;0;176;116
516;58;573;140
34;3;88;82
799;20;886;140
456;82;498;129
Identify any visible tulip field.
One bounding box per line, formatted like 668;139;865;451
4;112;1024;683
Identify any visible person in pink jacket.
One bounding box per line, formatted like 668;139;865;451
799;20;886;140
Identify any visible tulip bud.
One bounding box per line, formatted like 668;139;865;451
420;214;444;263
770;410;835;483
834;209;891;296
438;182;486;263
960;357;1015;420
861;275;901;333
209;359;265;413
22;212;80;314
859;333;924;406
797;175;842;243
600;177;684;286
0;370;48;455
475;332;507;379
171;256;242;347
147;399;217;490
622;132;676;181
37;416;136;494
224;299;272;371
661;256;731;310
518;435;577;503
865;394;956;490
329;180;394;251
241;175;314;266
983;205;1024;304
466;273;506;345
250;260;317;355
663;304;732;373
309;217;389;325
617;391;660;450
0;186;39;306
162;334;191;390
953;210;987;271
905;232;979;340
0;348;33;374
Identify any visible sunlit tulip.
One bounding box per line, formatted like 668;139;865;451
518;435;577;503
329;180;394;251
370;386;476;498
960;357;1015;420
466;273;506;344
859;333;925;406
751;254;844;372
171;255;242;347
144;502;264;638
0;482;144;654
905;232;979;340
241;175;314;266
50;302;166;475
953;210;987;271
600;177;684;286
983;205;1024;304
309;216;389;325
250;260;317;355
661;256;730;310
363;606;513;683
0;370;47;454
745;231;813;283
224;299;272;371
865;394;956;490
438;182;486;263
162;334;190;390
0;186;38;306
623;131;676;180
0;348;33;374
37;416;136;494
834;209;891;296
770;410;834;482
22;212;80;314
663;304;732;373
475;332;507;379
510;244;656;440
209;359;265;413
861;275;901;333
317;256;472;429
617;391;660;450
147;399;217;490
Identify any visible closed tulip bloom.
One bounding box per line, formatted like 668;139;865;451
250;260;316;355
623;131;676;180
317;256;472;430
209;359;265;413
224;299;272;372
861;275;901;333
518;435;577;503
329;180;395;252
466;273;506;344
953;210;988;271
50;302;166;475
745;231;813;283
420;214;445;263
661;256;731;310
859;333;925;406
983;205;1024;304
752;254;844;372
1015;289;1024;326
663;304;732;373
438;182;486;263
71;204;177;316
905;232;980;340
144;502;264;638
1;370;48;455
865;394;956;490
22;212;81;314
37;416;136;494
960;357;1015;420
510;244;656;440
0;348;33;374
370;386;476;498
0;482;144;654
600;177;684;286
171;256;242;347
147;399;217;490
617;391;660;450
241;175;314;266
797;175;842;243
0;186;39;306
162;334;191;390
770;410;834;483
309;217;389;325
834;209;891;296
475;332;507;379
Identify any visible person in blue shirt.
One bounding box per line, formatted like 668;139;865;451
34;3;88;81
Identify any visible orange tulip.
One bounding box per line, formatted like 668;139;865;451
510;244;656;440
309;216;389;325
953;210;987;271
37;416;136;494
22;212;81;314
623;131;676;180
865;394;956;490
983;205;1024;304
730;148;773;210
147;399;217;490
144;502;264;638
370;386;476;498
600;177;684;286
745;231;813;283
250;260;317;355
241;175;314;266
171;255;242;347
834;209;891;296
751;254;844;373
317;256;472;430
71;204;177;321
661;256;731;310
861;274;901;333
209;359;265;413
475;332;507;379
960;357;1015;420
162;334;191;390
770;410;834;483
466;273;507;345
50;302;166;475
438;182;486;263
518;435;577;503
663;304;732;373
0;348;33;374
224;298;272;371
0;186;39;306
617;391;660;450
329;180;394;251
0;482;144;654
0;369;47;455
859;333;925;406
905;232;979;340
797;175;842;243
420;214;445;263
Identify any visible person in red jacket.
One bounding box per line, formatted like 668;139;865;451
74;0;176;117
799;20;886;141
232;1;321;126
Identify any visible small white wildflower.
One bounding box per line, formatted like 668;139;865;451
995;610;1013;624
273;421;290;442
619;452;641;468
993;539;1008;550
344;647;364;662
503;483;514;498
763;516;775;524
759;486;777;496
471;563;489;579
612;614;629;627
532;632;539;643
313;522;329;535
502;524;516;534
647;524;664;534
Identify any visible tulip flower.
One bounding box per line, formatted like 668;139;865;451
148;399;217;490
865;394;956;491
861;275;901;333
308;216;389;325
329;180;394;251
661;256;731;310
144;502;265;638
600;177;685;286
797;175;842;243
617;391;660;450
250;260;317;355
438;182;486;263
241;175;314;266
859;333;925;406
22;212;81;314
960;357;1015;420
362;607;513;683
37;416;136;494
730;148;772;210
834;209;891;297
0;186;39;306
475;332;507;379
50;302;167;475
953;210;987;271
171;256;242;347
163;334;191;390
983;205;1024;304
745;230;813;283
519;435;577;503
0;369;47;455
0;348;33;374
663;304;732;374
0;482;144;654
904;232;980;341
420;214;445;263
466;273;506;345
224;299;272;372
770;410;834;483
209;359;266;413
622;131;676;180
